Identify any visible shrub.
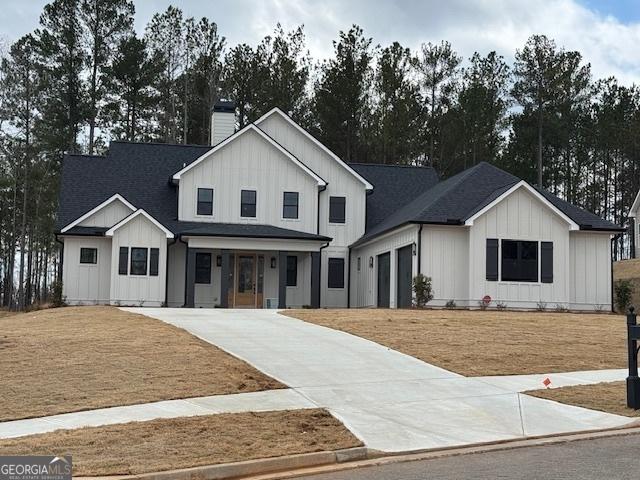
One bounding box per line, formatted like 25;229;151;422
554;303;568;313
412;274;434;308
496;302;507;310
614;279;633;313
536;301;547;312
445;300;456;309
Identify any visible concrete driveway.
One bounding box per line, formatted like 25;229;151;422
125;308;633;452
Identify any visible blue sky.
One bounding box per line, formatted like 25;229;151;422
1;0;639;84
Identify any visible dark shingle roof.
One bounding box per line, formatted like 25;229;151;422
63;226;109;236
350;163;439;230
352;162;622;246
178;222;331;240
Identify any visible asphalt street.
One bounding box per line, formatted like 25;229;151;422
297;433;640;480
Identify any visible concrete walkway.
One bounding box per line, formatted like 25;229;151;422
0;389;313;439
123;308;634;452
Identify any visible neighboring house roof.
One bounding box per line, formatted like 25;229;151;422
350;163;439;230
178;222;331;241
172;124;327;187
255;107;374;190
352;162;622;247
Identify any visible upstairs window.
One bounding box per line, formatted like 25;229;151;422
80;248;97;264
130;247;148;275
241;190;257;217
283;192;299;219
501;240;538;282
197;188;213;216
329;196;345;223
286;255;298;287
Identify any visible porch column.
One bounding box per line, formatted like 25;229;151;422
278;251;287;308
185;247;196;308
310;252;321;308
220;249;230;308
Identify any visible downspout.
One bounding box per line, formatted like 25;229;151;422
316;184;327;235
164;236;178;307
178;235;189;307
417;224;423;275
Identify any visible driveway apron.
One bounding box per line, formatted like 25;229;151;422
125;308;632;452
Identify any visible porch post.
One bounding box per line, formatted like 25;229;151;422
310;252;320;308
278;251;287;308
185;247;196;308
220;249;230;308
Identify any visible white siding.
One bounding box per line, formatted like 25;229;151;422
468;186;571;308
178;128;318;233
569;232;612;310
211;111;235;145
167;242;185;307
257;113;367;247
109;215;168;306
421;226;469;306
350;225;419;308
322;246;349;307
62;237;112;304
78;199;133;228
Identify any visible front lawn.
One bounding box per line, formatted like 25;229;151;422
0;306;282;421
0;409;361;476
527;382;640;418
286;309;625;376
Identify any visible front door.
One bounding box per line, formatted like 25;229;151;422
397;245;413;308
235;255;256;307
377;252;391;308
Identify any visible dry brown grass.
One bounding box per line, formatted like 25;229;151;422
528;382;640;418
286;309;625;376
0;309;16;319
0;306;282;422
0;409;361;476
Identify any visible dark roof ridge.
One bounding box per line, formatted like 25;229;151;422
348;162;435;170
110;140;212;149
65;153;106;159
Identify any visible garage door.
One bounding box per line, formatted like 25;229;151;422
377;252;390;308
396;245;413;308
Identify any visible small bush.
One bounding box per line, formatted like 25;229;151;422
536;301;547;312
412;274;434;308
614;279;633;313
496;302;507;310
594;304;605;312
445;300;456;309
554;303;568;313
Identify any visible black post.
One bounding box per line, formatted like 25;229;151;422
627;306;640;409
278;251;287;309
310;252;320;308
220;250;230;308
185;247;196;308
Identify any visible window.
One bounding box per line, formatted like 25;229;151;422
241;190;256;217
197;188;213;216
501;240;538;282
118;247;128;275
329;196;345;223
195;252;212;284
150;248;159;276
130;247;148;275
283;192;299;219
80;248;97;264
328;258;345;288
286;255;297;287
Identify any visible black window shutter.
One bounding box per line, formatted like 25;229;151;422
486;239;498;281
541;241;553;283
118;247;128;275
150;248;159;276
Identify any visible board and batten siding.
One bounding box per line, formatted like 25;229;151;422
178;128;318;234
350;225;419;308
109;214;168;306
257;113;367;247
78;199;133;228
468;186;571;308
167;241;186;307
62;237;112;304
420;226;469;306
569;232;612;309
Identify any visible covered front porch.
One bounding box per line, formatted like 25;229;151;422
180;230;329;309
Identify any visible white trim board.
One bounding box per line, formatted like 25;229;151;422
60;193;136;233
255;107;374;191
172;124;327;187
464;181;580;231
106;209;174;239
629;190;640;218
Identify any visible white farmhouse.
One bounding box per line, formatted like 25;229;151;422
56;102;622;310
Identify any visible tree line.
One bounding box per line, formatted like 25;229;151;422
1;0;638;309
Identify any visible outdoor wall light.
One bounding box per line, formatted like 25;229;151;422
369;256;374;268
270;257;277;268
216;255;222;267
412;242;417;256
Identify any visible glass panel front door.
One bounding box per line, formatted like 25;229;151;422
234;255;256;307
